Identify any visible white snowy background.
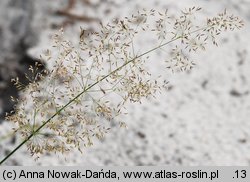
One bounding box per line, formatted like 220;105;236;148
0;0;250;165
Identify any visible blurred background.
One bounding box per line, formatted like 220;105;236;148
0;0;250;165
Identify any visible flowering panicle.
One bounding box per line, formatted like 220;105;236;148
4;7;243;159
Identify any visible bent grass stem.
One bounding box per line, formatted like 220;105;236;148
1;24;214;165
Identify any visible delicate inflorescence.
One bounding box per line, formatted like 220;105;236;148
5;7;243;158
